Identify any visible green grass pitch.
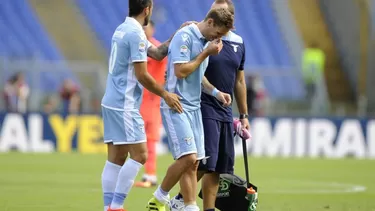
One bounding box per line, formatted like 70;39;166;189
0;153;374;211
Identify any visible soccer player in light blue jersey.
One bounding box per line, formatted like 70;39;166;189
170;1;252;211
147;8;235;211
100;1;191;211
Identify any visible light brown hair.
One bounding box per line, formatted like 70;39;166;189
204;7;234;29
214;0;235;15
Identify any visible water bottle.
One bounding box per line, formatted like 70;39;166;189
246;187;258;211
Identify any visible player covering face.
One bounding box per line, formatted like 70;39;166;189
169;1;251;211
147;7;234;211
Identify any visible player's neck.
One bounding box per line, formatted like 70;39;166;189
197;21;206;38
130;15;145;27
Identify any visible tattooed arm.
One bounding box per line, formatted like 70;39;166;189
147;41;170;61
147;21;198;61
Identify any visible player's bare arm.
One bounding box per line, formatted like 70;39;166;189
147;43;169;61
202;76;232;107
201;76;216;94
234;70;250;129
175;39;223;79
134;62;183;113
147;21;198;61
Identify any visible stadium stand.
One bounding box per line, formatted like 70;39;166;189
319;0;361;95
29;0;105;61
0;0;82;93
0;0;62;60
288;0;352;102
0;0;310;99
75;0;304;99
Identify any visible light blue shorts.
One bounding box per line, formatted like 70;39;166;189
102;106;146;145
161;108;205;160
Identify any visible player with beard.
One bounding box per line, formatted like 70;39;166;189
100;1;192;210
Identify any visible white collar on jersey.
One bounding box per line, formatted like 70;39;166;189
191;23;205;40
222;31;243;43
222;31;233;41
124;17;143;31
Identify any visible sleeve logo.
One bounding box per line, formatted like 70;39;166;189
139;41;146;52
180;45;188;53
182;33;189;42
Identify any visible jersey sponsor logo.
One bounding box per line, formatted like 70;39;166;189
231;44;239;52
180;45;188;53
139;41;146;52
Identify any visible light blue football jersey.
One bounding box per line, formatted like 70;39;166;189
162;24;209;111
101;17;151;111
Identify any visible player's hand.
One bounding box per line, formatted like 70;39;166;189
206;39;223;55
216;91;232;107
179;21;198;29
240;117;250;131
162;92;183;113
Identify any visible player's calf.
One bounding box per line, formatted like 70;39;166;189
109;143;147;210
148;154;198;210
102;144;128;211
180;161;200;205
202;172;220;210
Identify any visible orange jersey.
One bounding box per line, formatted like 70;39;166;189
140;37;167;122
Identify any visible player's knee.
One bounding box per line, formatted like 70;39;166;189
192;160;200;169
178;153;197;169
131;151;148;165
113;156;126;166
107;150;127;165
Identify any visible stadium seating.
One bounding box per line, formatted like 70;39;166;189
0;0;305;99
75;0;304;99
0;0;80;92
0;0;62;60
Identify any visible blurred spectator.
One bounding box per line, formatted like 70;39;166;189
59;79;81;114
3;72;29;113
302;42;330;115
90;97;102;114
246;74;268;116
246;75;257;116
302;42;324;100
43;95;59;114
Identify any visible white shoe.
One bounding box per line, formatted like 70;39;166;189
169;195;184;211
